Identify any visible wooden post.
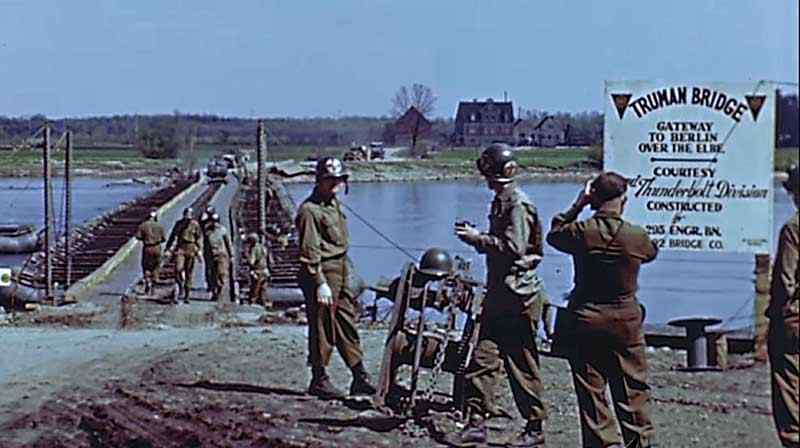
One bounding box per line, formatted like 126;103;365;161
256;120;267;235
753;253;771;363
43;122;53;302
65;130;73;288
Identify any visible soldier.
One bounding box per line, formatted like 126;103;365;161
200;206;217;294
245;232;271;307
204;213;234;302
546;171;658;448
165;207;203;304
767;165;799;447
449;144;548;448
135;208;166;295
295;157;376;400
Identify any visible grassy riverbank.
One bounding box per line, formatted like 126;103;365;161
1;145;796;179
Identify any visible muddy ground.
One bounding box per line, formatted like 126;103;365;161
0;295;782;448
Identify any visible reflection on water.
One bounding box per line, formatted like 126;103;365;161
0;178;152;266
287;179;796;327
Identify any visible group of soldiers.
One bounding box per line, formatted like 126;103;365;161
295;146;798;448
134;204;272;306
129;146;797;447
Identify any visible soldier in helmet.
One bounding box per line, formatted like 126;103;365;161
295;157;376;400
244;232;271;307
547;171;658;448
135;208;166;295
165;207;203;304
449;143;548;447
204;213;234;302
200;206;217;294
768;165;799;447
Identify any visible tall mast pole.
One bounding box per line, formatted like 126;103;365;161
65;130;73;288
43;122;53;301
256;120;266;235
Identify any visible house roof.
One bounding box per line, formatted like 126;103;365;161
390;106;433;136
455;99;514;124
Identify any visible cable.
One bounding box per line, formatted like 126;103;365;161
340;201;418;261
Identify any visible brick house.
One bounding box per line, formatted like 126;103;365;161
453;98;515;146
383;106;433;147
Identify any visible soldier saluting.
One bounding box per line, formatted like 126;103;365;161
547;172;658;448
165;207;203;304
449;143;548;448
295;157;375;400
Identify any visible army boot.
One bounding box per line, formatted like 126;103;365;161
308;366;345;400
348;362;377;396
508;420;545;447
442;414;487;447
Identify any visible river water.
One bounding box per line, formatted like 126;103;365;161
1;177;794;327
0;178;152;266
287;179;796;328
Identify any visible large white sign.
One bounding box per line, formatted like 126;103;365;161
604;81;775;253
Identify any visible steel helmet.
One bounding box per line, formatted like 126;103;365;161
476;143;517;182
246;232;260;243
418;247;454;278
315;157;350;181
784;165;799;194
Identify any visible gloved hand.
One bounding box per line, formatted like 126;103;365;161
454;222;480;245
317;282;333;306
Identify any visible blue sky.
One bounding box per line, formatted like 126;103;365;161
0;0;797;118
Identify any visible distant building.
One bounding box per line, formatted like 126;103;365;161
453;98;514;146
383;106;433;147
513;115;568;147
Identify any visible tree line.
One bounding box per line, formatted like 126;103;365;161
0;92;796;151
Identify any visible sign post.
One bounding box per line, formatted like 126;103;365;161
604;81;776;349
604;81;775;254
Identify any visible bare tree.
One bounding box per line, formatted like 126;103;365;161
391;83;437;117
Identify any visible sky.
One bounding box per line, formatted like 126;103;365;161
0;0;797;119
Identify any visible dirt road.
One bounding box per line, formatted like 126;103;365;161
0;313;781;447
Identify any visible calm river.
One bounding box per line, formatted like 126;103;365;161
287;179;796;328
1;177;794;327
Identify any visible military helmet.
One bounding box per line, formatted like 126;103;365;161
784;165;799;194
183;207;193;217
418;247;454;278
148;208;158;218
476;143;518;182
315;157;349;181
246;232;260;243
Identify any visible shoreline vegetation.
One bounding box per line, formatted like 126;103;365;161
0;145;796;183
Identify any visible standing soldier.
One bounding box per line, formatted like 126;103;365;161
200;206;217;295
135;208;166;295
165;207;203;304
768;165;799;447
204;213;234;302
546;171;658;448
449;144;548;447
245;232;271;307
295;157;375;400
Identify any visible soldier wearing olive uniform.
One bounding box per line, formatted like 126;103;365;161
245;232;271;307
204;213;234;302
166;207;203;303
768;165;799;447
295;157;375;400
449;144;548;448
200;206;217;294
547;172;658;448
135;209;166;295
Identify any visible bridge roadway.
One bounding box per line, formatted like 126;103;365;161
70;176;242;326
